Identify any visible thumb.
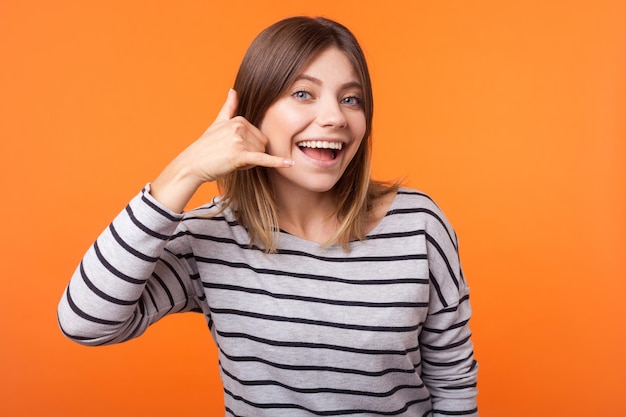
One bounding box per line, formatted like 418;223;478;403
215;88;238;122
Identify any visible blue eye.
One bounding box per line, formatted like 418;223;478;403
292;90;312;100
342;96;362;106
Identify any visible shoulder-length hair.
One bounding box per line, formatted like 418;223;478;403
218;16;397;252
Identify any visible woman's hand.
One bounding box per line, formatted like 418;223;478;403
150;89;294;213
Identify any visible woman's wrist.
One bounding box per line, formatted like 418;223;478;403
150;160;203;213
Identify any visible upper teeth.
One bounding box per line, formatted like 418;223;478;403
298;141;343;150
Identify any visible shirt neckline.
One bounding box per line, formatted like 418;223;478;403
276;188;403;251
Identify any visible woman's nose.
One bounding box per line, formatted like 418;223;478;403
316;98;347;128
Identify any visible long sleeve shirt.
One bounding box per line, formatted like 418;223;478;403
58;185;478;416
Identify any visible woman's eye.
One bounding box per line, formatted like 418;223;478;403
341;96;362;106
292;90;312;100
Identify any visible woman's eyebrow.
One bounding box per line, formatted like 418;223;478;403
294;74;362;90
294;74;322;85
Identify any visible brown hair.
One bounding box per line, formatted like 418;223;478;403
218;16;397;252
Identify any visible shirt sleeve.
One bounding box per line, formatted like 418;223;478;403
419;202;479;416
57;184;203;346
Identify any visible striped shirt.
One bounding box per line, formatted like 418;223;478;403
58;185;478;416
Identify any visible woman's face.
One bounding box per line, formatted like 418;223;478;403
259;47;367;196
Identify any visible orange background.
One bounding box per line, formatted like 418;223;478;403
1;1;625;416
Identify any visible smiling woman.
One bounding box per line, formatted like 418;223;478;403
218;17;383;252
261;47;367;209
57;16;478;417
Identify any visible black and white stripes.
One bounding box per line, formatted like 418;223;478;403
58;186;478;416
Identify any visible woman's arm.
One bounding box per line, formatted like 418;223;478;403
419;204;479;416
57;185;197;345
58;89;293;345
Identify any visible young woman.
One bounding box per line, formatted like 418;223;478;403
58;16;478;417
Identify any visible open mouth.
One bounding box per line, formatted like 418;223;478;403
297;140;343;161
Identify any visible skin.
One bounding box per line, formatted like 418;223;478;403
259;47;367;241
151;47;389;243
150;88;292;214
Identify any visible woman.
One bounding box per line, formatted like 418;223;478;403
58;16;478;416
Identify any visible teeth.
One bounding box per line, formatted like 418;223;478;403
297;141;343;150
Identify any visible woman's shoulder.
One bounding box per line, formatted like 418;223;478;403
185;196;227;215
388;187;458;243
181;196;238;228
392;186;443;213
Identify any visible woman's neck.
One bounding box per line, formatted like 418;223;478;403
272;182;339;244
